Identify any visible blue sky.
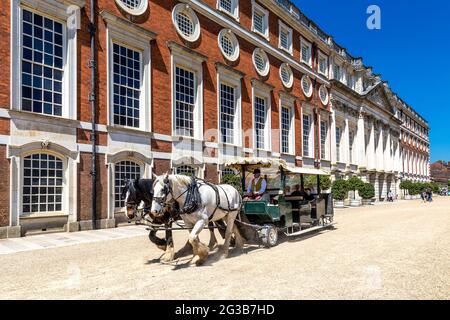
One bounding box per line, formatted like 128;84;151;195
292;0;450;162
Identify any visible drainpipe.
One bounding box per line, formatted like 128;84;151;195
89;0;97;229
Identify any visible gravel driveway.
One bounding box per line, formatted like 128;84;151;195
1;197;449;299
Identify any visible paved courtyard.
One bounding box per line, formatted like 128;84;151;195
0;197;449;300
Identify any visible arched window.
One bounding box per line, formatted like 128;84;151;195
114;160;141;208
22;153;63;214
175;165;196;177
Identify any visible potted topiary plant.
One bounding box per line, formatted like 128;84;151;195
359;183;375;205
347;176;365;207
400;180;412;200
331;179;349;208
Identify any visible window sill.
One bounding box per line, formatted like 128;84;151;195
218;8;240;22
20;212;68;219
252;29;270;42
279;47;293;56
107;125;152;136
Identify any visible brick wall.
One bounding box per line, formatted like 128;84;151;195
77;153;108;221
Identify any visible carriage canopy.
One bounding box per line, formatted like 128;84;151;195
224;157;330;176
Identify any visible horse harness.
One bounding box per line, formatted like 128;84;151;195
153;176;234;221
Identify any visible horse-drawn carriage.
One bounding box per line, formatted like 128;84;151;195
225;158;335;248
123;157;335;265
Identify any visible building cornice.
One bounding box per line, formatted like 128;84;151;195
182;0;329;85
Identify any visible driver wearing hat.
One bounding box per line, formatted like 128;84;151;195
244;168;267;201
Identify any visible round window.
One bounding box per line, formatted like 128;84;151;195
252;48;269;77
218;29;240;62
172;4;201;42
319;85;329;105
115;0;148;16
279;63;293;88
301;75;313;98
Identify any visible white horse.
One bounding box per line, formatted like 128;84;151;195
150;174;244;265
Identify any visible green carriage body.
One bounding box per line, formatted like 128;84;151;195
225;157;335;246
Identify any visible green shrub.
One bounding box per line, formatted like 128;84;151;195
221;173;242;194
331;179;349;201
359;183;375;200
304;175;332;191
430;182;440;193
408;183;421;195
347;176;365;199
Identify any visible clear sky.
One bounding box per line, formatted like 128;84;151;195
291;0;450;162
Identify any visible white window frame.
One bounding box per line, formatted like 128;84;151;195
302;111;314;158
278;20;293;55
218;29;240;62
279;95;295;155
172;3;201;43
103;12;153;132
113;159;143;211
300;37;312;67
217;65;242;147
8;141;79;226
333;61;341;81
170;43;205;140
11;0;82;120
279;63;293;89
318;51;328;77
301;75;313;98
336;125;342;163
251;0;269;40
115;0;148;16
318;85;329;106
217;0;239;21
252;82;272;152
320;118;329;160
252;48;270;77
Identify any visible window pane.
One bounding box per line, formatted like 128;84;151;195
220;83;235;144
112;43;141;128
254;97;266;149
22;153;63;215
175;67;195;137
21;10;63;116
114;161;141;208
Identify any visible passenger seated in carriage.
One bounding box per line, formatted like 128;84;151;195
243;168;269;201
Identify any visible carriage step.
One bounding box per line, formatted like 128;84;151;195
285;223;336;237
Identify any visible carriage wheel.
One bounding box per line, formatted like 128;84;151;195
261;225;278;248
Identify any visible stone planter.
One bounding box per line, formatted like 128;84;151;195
350;199;362;207
334;200;345;208
362;199;372;206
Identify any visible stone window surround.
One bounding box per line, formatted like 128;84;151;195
251;79;273;152
278;20;293;55
10;0;86;120
320;113;330;160
216;63;243;148
171;156;205;179
278;92;295;156
102;11;155;133
7;141;79;227
300;36;312;67
216;0;240;21
172;3;201;43
169;42;207;141
317;50;328;77
251;0;269;40
301;103;314;159
105;150;152;218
